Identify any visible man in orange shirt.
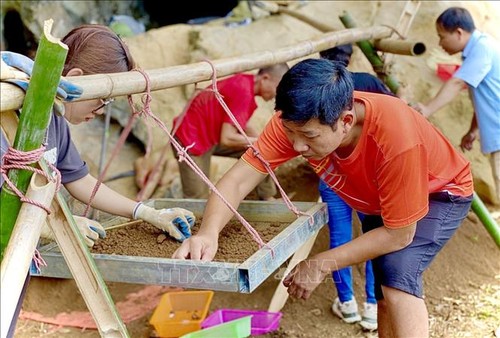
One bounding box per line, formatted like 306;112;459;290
173;59;473;337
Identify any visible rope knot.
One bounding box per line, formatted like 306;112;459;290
251;146;261;158
129;68;153;118
32;249;48;274
178;143;195;163
1;146;61;214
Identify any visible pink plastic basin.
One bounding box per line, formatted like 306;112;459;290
201;309;282;336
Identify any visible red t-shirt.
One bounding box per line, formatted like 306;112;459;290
173;74;257;156
242;91;473;228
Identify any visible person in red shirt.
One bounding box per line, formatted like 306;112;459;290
173;59;473;337
136;63;289;200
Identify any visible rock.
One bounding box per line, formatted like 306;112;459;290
157;233;167;244
310;308;322;316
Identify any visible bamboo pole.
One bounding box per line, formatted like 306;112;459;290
0;19;68;259
1;25;393;111
374;39;426;56
104;219;143;231
268;230;319;312
45;186;129;337
277;5;335;32
0;173;56;337
471;192;500;249
339;11;400;94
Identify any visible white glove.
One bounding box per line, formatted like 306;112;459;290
133;203;195;242
40;215;106;248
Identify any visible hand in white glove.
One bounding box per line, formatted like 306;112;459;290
40;215;106;247
133;203;195;242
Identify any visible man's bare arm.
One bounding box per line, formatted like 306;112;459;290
416;77;465;118
220;123;257;149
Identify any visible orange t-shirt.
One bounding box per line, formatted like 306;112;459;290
242;91;473;228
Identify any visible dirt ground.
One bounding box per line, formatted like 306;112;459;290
9;1;500;337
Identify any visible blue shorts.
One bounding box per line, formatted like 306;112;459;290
362;192;473;299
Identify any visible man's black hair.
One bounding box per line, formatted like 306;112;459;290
436;7;476;33
275;58;354;126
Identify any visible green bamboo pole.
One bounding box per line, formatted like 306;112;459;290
0;19;68;259
339;11;400;94
471;192;500;249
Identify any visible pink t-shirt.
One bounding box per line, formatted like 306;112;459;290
173;74;257;156
243;92;473;228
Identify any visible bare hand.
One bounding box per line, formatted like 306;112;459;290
283;259;329;300
413;102;430;118
172;233;218;261
460;132;476;152
134;151;168;189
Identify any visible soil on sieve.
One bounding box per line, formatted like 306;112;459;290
92;219;288;263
